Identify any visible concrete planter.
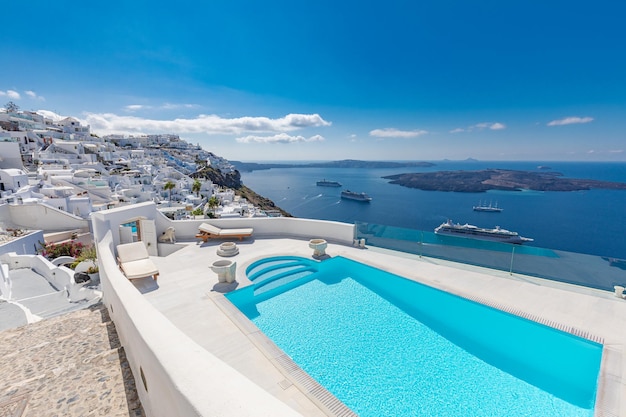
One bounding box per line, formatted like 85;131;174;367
211;260;237;283
308;239;327;258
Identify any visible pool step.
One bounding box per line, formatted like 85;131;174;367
246;257;318;296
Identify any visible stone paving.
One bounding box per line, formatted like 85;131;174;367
0;303;144;417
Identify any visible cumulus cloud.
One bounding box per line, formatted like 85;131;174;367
25;90;45;101
0;90;21;99
75;112;331;135
451;122;506;133
369;128;428;138
547;116;594;126
36;110;73;122
235;133;325;144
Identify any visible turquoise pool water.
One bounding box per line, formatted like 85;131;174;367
227;256;602;416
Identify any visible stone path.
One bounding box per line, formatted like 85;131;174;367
0;303;144;417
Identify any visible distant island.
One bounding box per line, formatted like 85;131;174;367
231;159;435;172
383;169;626;192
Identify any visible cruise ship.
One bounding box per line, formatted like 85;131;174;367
434;220;533;244
341;190;372;202
316;179;342;187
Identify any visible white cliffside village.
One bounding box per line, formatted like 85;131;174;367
0;106;274;245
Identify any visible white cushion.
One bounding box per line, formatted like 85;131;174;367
117;242;149;263
219;228;253;236
121;258;159;280
198;223;221;235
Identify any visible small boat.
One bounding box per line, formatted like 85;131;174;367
341;190;372;202
434;220;532;244
473;201;503;212
316;179;342;187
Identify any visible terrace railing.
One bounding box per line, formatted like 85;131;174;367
355;221;626;292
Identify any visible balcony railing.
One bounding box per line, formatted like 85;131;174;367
355;221;626;292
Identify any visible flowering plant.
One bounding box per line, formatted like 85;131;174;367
38;240;85;260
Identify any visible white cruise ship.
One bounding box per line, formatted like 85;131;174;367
341;190;372;202
434;220;533;244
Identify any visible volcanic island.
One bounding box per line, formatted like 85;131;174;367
382;169;626;192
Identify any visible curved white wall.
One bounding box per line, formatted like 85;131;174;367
91;202;356;417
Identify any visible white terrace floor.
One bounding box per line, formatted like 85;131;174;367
133;237;626;416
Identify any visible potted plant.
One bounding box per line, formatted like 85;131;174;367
86;265;100;283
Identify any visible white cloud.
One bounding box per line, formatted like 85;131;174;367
161;103;197;110
450;122;506;133
451;122;506;133
369;128;428;138
0;90;21;99
235;133;325;144
25;90;45;101
36;110;73;122
124;103;198;112
76;112;331;135
609;149;624;153
125;104;149;111
547;116;594;126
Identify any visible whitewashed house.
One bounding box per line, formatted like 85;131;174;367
0;168;29;192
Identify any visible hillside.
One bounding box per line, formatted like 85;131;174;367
191;166;292;216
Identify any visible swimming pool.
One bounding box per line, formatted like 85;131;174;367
227;256;602;416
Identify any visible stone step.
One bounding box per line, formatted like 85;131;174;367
0;303;144;416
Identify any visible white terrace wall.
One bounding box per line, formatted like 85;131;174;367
161;215;355;245
0;252;73;291
91;221;302;417
0;230;45;256
99;201;355;250
8;202;89;231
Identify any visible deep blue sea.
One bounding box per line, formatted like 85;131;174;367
240;161;626;259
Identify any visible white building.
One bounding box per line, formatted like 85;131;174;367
0;140;24;169
0;169;29;193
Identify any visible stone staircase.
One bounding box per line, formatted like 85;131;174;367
0;303;144;417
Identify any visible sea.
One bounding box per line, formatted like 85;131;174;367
240;161;626;259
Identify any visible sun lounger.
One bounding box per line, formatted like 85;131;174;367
195;223;254;242
116;241;159;281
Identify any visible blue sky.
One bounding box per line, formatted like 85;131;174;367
2;1;625;161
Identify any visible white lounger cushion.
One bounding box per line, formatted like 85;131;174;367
117;242;159;280
117;241;150;263
198;223;253;236
120;258;160;280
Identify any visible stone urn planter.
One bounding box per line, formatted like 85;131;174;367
211;260;237;283
217;242;239;257
309;238;327;258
